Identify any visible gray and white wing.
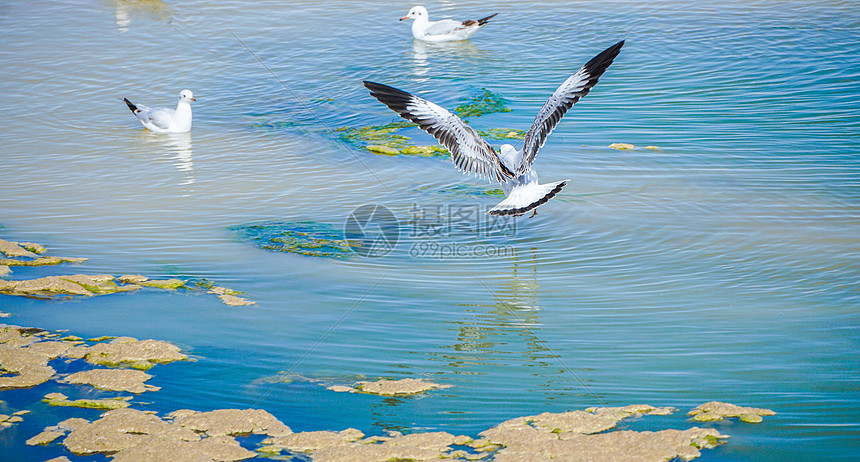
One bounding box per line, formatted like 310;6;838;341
520;40;624;174
364;81;514;183
424;19;465;36
144;107;175;130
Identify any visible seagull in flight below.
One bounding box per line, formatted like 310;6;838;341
123;89;195;133
401;5;498;42
364;40;624;217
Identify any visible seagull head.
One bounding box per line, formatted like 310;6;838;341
401;5;427;21
179;89;196;103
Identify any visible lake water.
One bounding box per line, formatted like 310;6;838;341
1;0;858;460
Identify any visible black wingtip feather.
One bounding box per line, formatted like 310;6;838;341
582;40;624;78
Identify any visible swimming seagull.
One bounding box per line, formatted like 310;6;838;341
400;5;498;42
123;89;195;133
364;40;624;217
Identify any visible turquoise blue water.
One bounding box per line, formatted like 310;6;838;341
1;0;858;460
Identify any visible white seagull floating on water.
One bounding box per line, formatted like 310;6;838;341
400;5;498;42
364;40;624;217
123;89;195;133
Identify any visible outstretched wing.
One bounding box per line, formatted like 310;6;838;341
363;81;514;183
520;40;624;174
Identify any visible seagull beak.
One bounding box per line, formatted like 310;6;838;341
190;97;196;101
400;15;409;21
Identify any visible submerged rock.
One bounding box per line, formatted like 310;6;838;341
609;142;636;150
43;392;132;410
62;368;159;394
688;401;776;423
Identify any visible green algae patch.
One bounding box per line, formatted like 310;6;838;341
232;221;357;259
0;256;87;267
688;401;776;424
37;407;290;460
478;128;525;140
141;278;185;290
478;406;729;462
609;142;635;150
336;121;451;159
83;337;187;369
401;145;449;157
454;88;511;118
0;410;26;430
337;121;414;150
0;274;138;298
352;378;452;396
62;368;159;394
367;144;401;156
42;392;131;410
207;286;255;307
425;184;505;198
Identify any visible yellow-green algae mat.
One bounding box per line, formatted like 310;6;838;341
339;88;525;158
231;221;358;259
23;402;775;462
5;323;778;461
0;324;186;393
0;237;253;306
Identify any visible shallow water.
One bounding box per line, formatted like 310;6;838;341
1;0;859;459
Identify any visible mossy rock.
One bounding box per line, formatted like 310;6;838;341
232;221;357;259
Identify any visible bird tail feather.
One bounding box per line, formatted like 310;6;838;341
488;180;568;216
123;98;138;113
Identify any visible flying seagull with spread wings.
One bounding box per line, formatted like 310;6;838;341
364;40;624;217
